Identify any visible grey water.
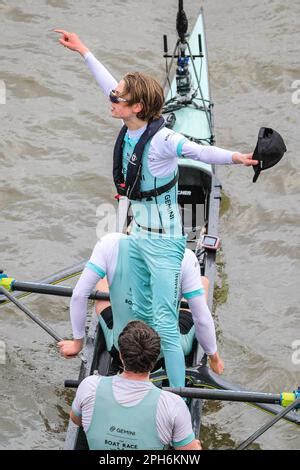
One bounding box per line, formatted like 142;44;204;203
0;0;299;449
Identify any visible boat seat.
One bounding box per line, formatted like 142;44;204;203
177;164;210;250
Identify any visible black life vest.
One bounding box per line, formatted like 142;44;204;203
113;117;179;200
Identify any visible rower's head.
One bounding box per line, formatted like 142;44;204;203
109;73;164;122
118;320;161;373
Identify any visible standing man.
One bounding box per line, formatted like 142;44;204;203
71;320;201;450
54;30;255;386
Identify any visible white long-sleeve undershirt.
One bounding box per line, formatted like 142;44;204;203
70;267;100;340
186;296;217;355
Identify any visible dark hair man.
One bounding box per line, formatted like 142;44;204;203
71;320;201;450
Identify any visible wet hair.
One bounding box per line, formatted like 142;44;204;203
120;72;164;121
118;320;161;373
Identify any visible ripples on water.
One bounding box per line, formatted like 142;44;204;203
0;0;299;449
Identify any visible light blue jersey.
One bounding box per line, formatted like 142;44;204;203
122;131;185;237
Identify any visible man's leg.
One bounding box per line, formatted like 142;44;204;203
95;278;110;315
142;236;186;388
95;278;114;351
128;235;154;329
178;309;195;356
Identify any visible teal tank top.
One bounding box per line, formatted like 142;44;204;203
86;376;164;450
123;134;183;237
98;236;141;350
110;237;137;349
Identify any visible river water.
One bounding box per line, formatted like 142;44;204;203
0;0;299;450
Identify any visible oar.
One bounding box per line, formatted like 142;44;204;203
236;397;300;450
0;275;190;308
0;261;86;305
0;286;86;362
0;285;63;341
163;386;300;408
0;275;109;301
63;378;300;410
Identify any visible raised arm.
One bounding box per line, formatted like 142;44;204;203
54;29;118;96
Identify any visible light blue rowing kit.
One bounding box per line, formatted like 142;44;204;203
83;51;234;387
86;376;163;450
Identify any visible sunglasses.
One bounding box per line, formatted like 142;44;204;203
109;90;129;104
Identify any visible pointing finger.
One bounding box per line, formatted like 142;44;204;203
53;29;69;35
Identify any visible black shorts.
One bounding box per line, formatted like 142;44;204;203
100;306;194;335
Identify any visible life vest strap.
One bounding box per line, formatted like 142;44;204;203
139;171;179;200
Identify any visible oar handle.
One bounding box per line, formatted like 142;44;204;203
0;278;109;301
2;280;191;309
7;280;109;300
0;286;63;342
64;379;80;388
163;386;285;405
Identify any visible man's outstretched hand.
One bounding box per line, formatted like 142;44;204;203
54;29;89;56
232;152;258;166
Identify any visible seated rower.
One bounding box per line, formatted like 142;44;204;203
58;232;224;374
70;320;201;450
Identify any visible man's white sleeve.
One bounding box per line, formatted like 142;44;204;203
72;376;99;421
149;129;234;178
187;296;217;355
70;268;101;339
72;376;92;417
181;249;217;355
83;51;118;96
87;240;108;278
171;398;195;448
155;130;234;164
70;241;107;339
181;249;205;299
181;139;234;164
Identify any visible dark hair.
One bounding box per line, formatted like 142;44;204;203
120;72;164;121
118;320;161;373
